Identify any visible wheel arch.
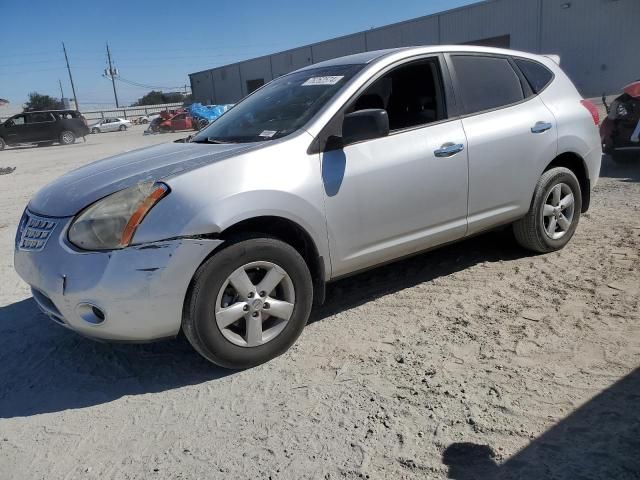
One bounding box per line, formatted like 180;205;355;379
190;215;327;307
543;152;591;212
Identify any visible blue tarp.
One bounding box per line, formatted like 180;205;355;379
188;103;233;123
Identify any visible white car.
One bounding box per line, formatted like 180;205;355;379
90;117;131;133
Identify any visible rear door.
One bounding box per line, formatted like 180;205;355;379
27;112;57;141
446;53;557;235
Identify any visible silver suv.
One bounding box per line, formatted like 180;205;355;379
15;46;602;368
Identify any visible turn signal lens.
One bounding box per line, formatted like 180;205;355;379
120;184;169;246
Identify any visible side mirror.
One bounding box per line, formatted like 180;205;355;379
342;109;389;146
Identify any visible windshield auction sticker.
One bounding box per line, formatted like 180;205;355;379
302;76;344;86
259;130;277;138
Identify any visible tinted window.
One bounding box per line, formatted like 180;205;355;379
350;58;446;131
514;58;553;93
11;115;25;125
27;112;54;123
451;55;524;114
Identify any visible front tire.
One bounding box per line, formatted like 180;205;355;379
183;237;313;369
0;137;5;150
513;167;582;253
119;125;126;131
59;130;76;145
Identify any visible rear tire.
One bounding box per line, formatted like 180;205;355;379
0;137;5;150
59;130;76;145
91;128;100;134
513;167;582;253
183;236;313;369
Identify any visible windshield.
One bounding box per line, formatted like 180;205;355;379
191;64;364;144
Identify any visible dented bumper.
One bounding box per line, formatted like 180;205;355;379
14;213;223;341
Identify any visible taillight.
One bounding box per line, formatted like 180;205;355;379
580;100;600;125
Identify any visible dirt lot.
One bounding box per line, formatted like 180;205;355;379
0;126;638;479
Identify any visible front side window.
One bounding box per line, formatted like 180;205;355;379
192;64;364;144
11;115;26;126
349;58;446;131
450;55;524;114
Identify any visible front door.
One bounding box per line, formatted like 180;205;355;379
3;114;30;143
322;57;469;277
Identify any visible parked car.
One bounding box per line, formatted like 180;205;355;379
132;114;160;125
14;46;601;368
157;112;194;132
0;110;89;150
601;80;640;163
90;117;132;133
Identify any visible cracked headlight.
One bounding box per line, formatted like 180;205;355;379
68;182;169;250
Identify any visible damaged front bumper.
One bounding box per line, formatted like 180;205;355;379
14;212;223;341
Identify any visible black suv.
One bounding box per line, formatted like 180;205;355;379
0;110;90;150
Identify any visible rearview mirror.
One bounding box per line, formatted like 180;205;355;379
342;109;389;145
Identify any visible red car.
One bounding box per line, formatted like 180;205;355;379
601;81;640;163
158;112;194;132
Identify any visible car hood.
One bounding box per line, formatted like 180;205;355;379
29;141;259;217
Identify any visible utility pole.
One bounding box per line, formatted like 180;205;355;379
58;79;65;99
62;42;79;109
106;43;120;108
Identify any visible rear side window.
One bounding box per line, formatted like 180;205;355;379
27;112;55;123
450;55;524;114
514;58;553;93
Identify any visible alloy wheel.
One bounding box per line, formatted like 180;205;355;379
215;261;295;347
541;182;575;240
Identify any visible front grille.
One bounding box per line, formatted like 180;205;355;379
18;212;57;251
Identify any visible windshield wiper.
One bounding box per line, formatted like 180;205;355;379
191;137;236;144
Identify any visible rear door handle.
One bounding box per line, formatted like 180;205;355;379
434;143;465;157
531;121;553;134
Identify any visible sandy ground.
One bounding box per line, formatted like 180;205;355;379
0;125;638;479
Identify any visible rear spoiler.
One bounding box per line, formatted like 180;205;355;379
543;54;561;65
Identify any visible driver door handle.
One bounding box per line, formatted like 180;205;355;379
434;143;465;157
531;121;553;134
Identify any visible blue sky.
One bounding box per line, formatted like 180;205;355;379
0;0;478;108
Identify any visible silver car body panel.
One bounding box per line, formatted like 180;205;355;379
15;45;602;341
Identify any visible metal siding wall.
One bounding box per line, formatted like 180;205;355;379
190;72;215;104
212;65;243;104
365;16;440;50
271;47;314;77
439;0;539;50
311;33;367;63
541;0;640;96
189;0;639;103
239;57;273;96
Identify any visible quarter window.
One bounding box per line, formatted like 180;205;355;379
514;58;553;93
450;55;524;114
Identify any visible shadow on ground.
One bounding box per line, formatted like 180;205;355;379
0;298;231;418
600;154;640;183
443;367;640;479
312;228;527;323
0;230;528;419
